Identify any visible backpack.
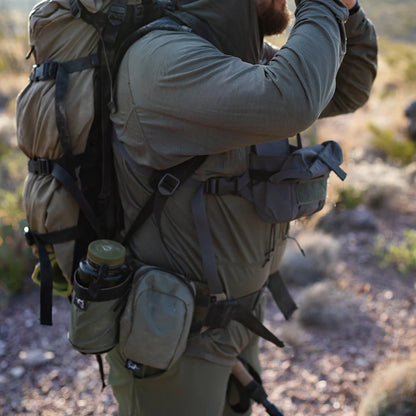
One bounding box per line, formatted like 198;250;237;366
16;0;346;333
16;0;165;325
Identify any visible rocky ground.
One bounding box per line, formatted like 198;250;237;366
0;179;415;416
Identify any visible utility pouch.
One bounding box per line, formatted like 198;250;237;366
119;266;195;371
250;140;346;223
68;240;132;354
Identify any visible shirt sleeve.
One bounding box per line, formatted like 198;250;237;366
320;7;378;117
126;0;351;156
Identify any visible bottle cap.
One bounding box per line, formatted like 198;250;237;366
87;240;126;267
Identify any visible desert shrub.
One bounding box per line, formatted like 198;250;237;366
358;357;416;416
295;281;361;328
279;231;341;286
369;123;416;166
0;140;32;293
0;218;32;293
373;229;416;274
336;184;364;210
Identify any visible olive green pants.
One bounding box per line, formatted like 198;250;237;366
106;339;260;416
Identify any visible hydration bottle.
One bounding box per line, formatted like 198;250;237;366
75;239;131;294
69;239;132;354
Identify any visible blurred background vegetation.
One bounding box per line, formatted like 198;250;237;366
0;0;415;415
0;0;414;294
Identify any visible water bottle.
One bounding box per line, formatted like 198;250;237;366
75;239;130;294
69;240;132;354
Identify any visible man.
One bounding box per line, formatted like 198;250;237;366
109;0;377;414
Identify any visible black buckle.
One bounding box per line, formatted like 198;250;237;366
158;173;180;196
28;158;53;175
30;62;59;82
108;4;127;26
125;359;145;378
204;299;237;329
204;178;219;194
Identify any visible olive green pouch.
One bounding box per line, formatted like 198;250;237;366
68;271;132;354
119;266;195;370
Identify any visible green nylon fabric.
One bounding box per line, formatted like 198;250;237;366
111;0;377;365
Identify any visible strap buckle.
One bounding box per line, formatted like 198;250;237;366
30;62;59;82
210;292;227;303
108;4;127;26
158;173;180;196
28;158;53;175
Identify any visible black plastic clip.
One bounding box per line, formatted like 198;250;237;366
30;62;59;82
158;173;180;196
28;158;53;175
108;4;127;26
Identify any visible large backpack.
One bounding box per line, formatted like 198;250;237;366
17;0;346;330
16;0;165;325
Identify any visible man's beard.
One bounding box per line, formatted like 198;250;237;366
257;1;291;36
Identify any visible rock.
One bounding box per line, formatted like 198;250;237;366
317;206;377;234
0;340;6;357
10;366;25;378
18;349;55;367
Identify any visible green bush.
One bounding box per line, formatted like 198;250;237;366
0;218;32;293
0;142;32;293
373;229;416;274
336;185;364;210
369;123;416;165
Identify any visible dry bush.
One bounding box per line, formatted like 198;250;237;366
295;281;362;329
358;357;416;416
279;231;341;286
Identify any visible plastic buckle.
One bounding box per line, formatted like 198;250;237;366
204;178;219;194
30;62;59;82
210;292;227;304
108;4;127;26
125;359;145;378
158;173;180;196
43;62;59;79
30;158;53;175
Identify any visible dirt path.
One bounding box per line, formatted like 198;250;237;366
1;201;415;416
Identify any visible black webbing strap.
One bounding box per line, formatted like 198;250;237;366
244;380;285;416
52;162;103;237
204;300;285;349
26;226;79;325
191;186;290;347
30;55;99;82
118;131;207;245
95;354;107;390
55;55;99;176
69;0;108;30
30;54;99;177
32;233;54;326
27;156;102;236
102;0;129;46
267;271;298;321
191;185;224;298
